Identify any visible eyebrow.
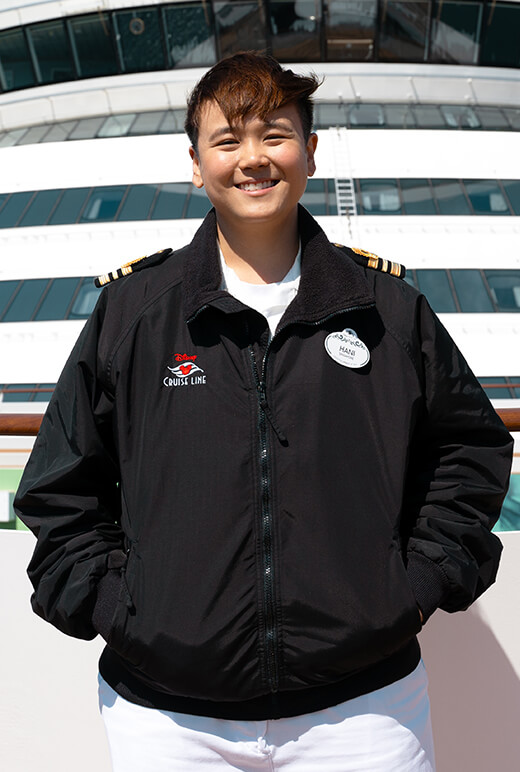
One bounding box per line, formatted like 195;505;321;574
207;118;293;143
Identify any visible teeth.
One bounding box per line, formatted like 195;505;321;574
238;180;277;191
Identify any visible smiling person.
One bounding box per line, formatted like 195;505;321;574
15;53;512;771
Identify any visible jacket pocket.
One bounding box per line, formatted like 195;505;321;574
105;546;142;667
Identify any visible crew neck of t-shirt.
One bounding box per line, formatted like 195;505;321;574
219;245;301;337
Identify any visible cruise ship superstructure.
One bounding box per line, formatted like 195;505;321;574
0;0;519;529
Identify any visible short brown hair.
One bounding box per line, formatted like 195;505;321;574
185;52;320;149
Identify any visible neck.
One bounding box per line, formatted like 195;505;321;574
216;211;299;284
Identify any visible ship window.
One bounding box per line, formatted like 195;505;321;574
385;104;417;128
479;377;508;400
314;103;349;128
26;20;75;84
358;180;401;214
300;179;327;216
495;475;520;532
185;187;211;218
400;179;437;214
98;114;137;138
163;3;216;68
464;180;509;214
117;184;158;221
68;278;101;319
502;181;520;215
431;179;471;214
378;0;432;62
3;279;49;322
0;281;21;318
17;125;51;145
151;183;189;219
0;192;34;228
34;278;81;321
42;121;78;143
68;117;106;140
416;270;457;312
0;129;28;147
33;384;55;402
68;13;118;78
411;105;446;128
80;186;127;222
49;188;89;224
129;112;167;136
484;271;520;312
158;109;187;133
451;270;494;312
430;0;483;65
440;105;480;129
349;104;385;127
473;107;510;130
0;27;35;90
481;3;520;68
503;109;520;131
18;190;62;226
324;0;377;61
270;0;322;61
214;2;267;58
0;194;8;212
327;179;338;214
1;384;37;402
114;9;164;73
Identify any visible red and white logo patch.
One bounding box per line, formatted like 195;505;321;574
163;354;206;387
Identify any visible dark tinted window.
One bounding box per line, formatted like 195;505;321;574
49;188;89;224
270;0;322;61
34;278;81;321
2;384;36;402
300;179;328;215
69;13;118;77
214;2;266;57
3;279;49;321
464;180;509;214
18;189;61;226
430;1;483;65
416;269;457;312
359;180;401;214
185;187;211;218
68;278;101;319
0;27;35;90
0;281;20;317
431;179;471;214
400;179;436;214
26;19;74;84
114;9;164;72
0;192;34;228
324;0;377;62
163;3;216;68
481;3;520;68
80;186;127;222
33;383;55;402
117;184;157;221
379;0;431;61
484;271;520;311
502;181;520;215
451;270;494;312
151;183;189;219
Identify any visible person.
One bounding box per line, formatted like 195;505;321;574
15;53;513;771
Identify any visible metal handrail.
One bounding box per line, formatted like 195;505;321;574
1;409;520;436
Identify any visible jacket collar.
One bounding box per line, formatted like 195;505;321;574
182;206;375;324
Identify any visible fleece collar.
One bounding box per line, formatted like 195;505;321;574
182;206;375;324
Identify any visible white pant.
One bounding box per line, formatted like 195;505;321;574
98;661;435;771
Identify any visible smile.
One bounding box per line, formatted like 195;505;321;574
236;180;280;191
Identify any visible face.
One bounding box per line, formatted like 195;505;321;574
189;100;317;233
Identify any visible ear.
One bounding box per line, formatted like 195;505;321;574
189;146;204;189
306;132;318;177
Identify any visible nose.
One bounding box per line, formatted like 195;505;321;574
238;138;268;170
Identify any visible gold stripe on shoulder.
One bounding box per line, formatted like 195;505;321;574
94;249;172;288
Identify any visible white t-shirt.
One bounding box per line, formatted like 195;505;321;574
219;247;301;337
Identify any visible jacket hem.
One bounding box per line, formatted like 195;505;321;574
98;638;421;720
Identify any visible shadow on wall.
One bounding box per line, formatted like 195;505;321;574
420;606;520;772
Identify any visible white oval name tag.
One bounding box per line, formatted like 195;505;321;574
324;328;370;369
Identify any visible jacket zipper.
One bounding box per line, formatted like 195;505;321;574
248;301;374;694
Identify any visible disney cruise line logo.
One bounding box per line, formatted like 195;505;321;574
163;354;206;387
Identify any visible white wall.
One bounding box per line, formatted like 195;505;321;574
2;530;520;772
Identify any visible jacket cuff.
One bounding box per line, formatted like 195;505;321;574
92;551;126;640
406;551;451;622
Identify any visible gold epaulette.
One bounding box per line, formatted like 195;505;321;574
95;248;173;287
334;244;406;280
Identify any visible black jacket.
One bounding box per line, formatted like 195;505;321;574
15;208;513;719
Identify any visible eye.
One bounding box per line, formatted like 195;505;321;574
217;138;238;147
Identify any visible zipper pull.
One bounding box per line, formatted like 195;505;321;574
257;383;288;445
